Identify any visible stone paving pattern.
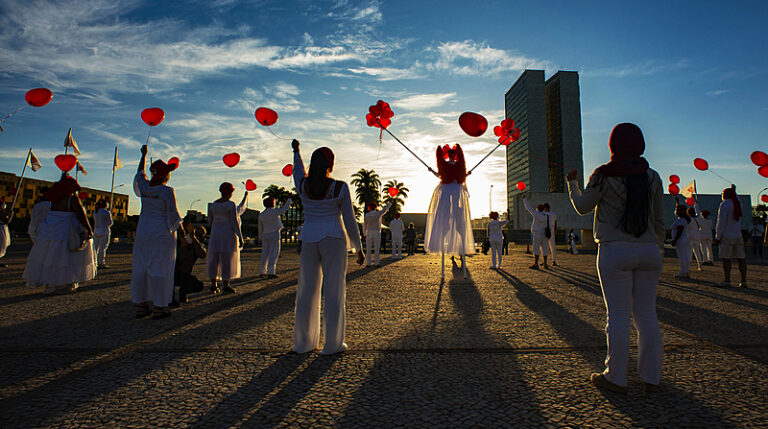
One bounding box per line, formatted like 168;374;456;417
0;243;766;427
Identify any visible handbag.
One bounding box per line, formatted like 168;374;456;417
68;197;88;252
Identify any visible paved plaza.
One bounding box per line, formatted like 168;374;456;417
0;242;767;428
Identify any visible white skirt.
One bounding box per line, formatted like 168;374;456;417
424;182;475;255
130;231;176;306
24;236;96;287
0;224;9;259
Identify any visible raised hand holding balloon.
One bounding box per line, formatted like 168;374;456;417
141;107;165;146
1;88;53;131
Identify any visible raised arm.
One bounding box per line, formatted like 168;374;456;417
138;144;147;174
522;195;536;216
378;201;393;217
237;192;248;216
568;172;604;215
276;198;292;216
292;139;307;191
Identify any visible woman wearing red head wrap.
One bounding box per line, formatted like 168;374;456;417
23;176;96;294
424;144;475;279
714;186;747;288
567;123;665;394
131;145;182;319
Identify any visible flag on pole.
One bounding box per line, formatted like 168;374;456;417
64;128;81;156
27;150;42;171
76;160;88;176
113;154;124;171
681;180;697;199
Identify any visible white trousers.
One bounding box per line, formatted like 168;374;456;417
532;232;548;256
365;232;381;265
689;239;703;268
597;242;663;387
700;238;713;263
675;240;691;275
570;239;579;255
260;231;281;275
548;235;557;262
490;238;503;267
293;237;348;355
93;232;110;265
392;235;403;259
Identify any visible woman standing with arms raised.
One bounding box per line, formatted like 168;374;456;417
131;145;182;319
291;139;364;355
568;123;665;394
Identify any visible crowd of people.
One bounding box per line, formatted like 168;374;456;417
0;123;764;393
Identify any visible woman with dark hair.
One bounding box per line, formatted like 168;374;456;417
93;199;113;269
131;145;182;319
24;176;96;294
568;123;665;394
291;139;364;355
207;182;244;294
714;187;747;287
671;203;692;279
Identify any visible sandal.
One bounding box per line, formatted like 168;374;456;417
135;304;152;319
151;307;171;320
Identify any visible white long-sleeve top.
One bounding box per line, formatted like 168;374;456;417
208;200;243;252
389;218;405;239
258;198;291;238
694;203;713;239
522;198;548;234
28;200;51;241
292;151;362;252
94;207;113;235
567;168;665;248
487;219;509;240
364;201;392;235
133;172;182;237
715;199;742;240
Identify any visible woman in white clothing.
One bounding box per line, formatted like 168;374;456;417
207;182;244;294
93;199;113;269
0;201;10;267
697;209;714;265
714;187;747;288
671;205;691;279
686;206;704;271
291;139;364;355
23;176;96;294
568;123;665;394
487;211;508;269
131;145;182;319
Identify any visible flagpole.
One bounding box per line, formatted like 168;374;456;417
10;148;31;217
109;147;117;212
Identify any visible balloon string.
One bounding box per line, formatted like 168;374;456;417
0;106;24;125
145;127;153;146
707;169;732;184
268;127;290;141
377;122;432;172
468;136;575;175
377;129;383;160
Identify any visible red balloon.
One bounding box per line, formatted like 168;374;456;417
751;151;768;167
458;112;488;137
693;158;709;171
493;125;502;137
668;184;680;195
255;107;278;126
501;118;514;130
141;108;165;126
685;197;695;206
669;174;680;184
387;187;399;197
168;157;180;169
25;88;53;107
79;192;89;200
282;164;293;177
54;154;77;172
761;194;768;203
759;165;768;178
222;153;240;168
516;181;526;191
245;179;257;191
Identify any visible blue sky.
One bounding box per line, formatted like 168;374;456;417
1;0;766;217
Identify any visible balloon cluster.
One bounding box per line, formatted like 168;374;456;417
668;174;680;195
493;119;521;146
365;100;394;129
751;151;768;178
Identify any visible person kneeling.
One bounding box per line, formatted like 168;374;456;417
171;222;207;307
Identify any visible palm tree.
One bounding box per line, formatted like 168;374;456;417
350;168;381;210
382;179;409;223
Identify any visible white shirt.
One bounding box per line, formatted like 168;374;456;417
364;201;392;235
694;203;713;239
671;218;689;243
94;207;113;235
28;200;51;241
487;219;509;240
258;199;291;237
292;151;362;252
715;199;742;240
522;198;548;234
545;210;557;230
389;218;405;239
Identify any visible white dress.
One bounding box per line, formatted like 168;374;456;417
207;200;242;280
28;201;52;242
130;172;182;306
0;222;9;259
23;211;96;287
424;181;475;255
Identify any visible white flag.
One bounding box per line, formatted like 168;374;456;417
28;150;42;171
681;180;696;199
113;155;124;171
76;160;88;176
64;128;81;156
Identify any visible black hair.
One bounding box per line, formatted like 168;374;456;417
305;148;334;200
619;172;651;237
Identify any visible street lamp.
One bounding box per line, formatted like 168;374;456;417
489;185;493;213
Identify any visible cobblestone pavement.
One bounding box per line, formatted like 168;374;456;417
0;243;766;428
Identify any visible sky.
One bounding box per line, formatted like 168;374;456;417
1;0;767;217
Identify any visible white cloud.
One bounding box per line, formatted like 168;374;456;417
582;59;689;78
426;40;551;77
391;93;457;111
346;66;424;81
706;89;730;97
